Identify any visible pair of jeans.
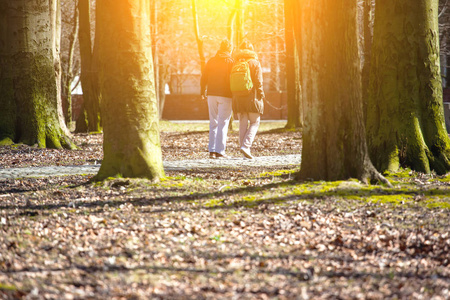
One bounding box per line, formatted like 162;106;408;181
207;96;232;155
238;112;260;152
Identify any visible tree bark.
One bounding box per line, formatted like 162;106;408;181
149;0;164;118
192;0;206;71
284;0;302;129
76;0;101;133
227;9;237;44
63;1;79;130
367;0;450;175
297;0;387;184
0;0;74;149
269;1;281;93
235;0;245;47
361;0;373;119
95;0;164;181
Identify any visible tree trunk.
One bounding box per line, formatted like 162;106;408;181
361;0;373;119
269;1;281;93
95;0;164;181
366;0;450;175
76;0;101;133
0;0;74;149
235;0;245;47
149;0;164;118
192;0;205;71
62;1;79;130
158;61;169;119
297;0;386;184
284;0;302;129
227;9;237;44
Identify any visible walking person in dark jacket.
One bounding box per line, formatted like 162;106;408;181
233;40;265;159
201;39;234;159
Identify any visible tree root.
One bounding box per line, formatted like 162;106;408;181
365;167;392;187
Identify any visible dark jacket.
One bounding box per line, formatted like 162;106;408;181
201;51;234;98
232;49;265;115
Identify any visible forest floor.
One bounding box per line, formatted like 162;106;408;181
0;121;449;299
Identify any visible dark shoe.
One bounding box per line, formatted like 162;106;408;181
240;148;253;159
209;152;217;159
215;152;230;159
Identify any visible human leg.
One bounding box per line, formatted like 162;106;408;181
240;112;260;156
215;97;233;155
207;96;219;154
238;112;249;148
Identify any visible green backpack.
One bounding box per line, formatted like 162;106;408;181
230;59;253;96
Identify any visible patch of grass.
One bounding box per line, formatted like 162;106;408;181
365;194;414;206
0;283;18;291
435;173;450;183
425;200;450;209
259;169;296;178
203;198;223;207
159;121;209;132
159;120;289;133
163;175;187;181
0;138;14;146
258;121;289;132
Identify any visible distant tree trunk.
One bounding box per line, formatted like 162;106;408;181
227;9;237;44
158;60;170;119
192;0;205;71
366;0;450;175
62;1;79;130
297;0;386;184
285;0;302;129
235;0;245;47
76;0;101;133
149;0;165;118
269;1;281;92
0;0;74;149
95;0;164;181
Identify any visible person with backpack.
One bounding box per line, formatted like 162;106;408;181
201;39;235;159
231;40;265;159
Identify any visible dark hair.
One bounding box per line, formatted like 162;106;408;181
239;40;254;51
219;39;232;52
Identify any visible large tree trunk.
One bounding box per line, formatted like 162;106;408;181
76;0;101;133
95;0;164;181
298;0;386;184
366;0;450;175
361;0;373;119
284;0;302;129
0;0;74;149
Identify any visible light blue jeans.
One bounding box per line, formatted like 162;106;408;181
207;96;232;155
238;112;260;153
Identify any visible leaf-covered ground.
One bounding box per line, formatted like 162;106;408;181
0;122;449;299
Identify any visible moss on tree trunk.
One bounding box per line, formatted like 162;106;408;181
95;0;164;181
0;0;74;149
366;0;450;175
297;0;387;184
